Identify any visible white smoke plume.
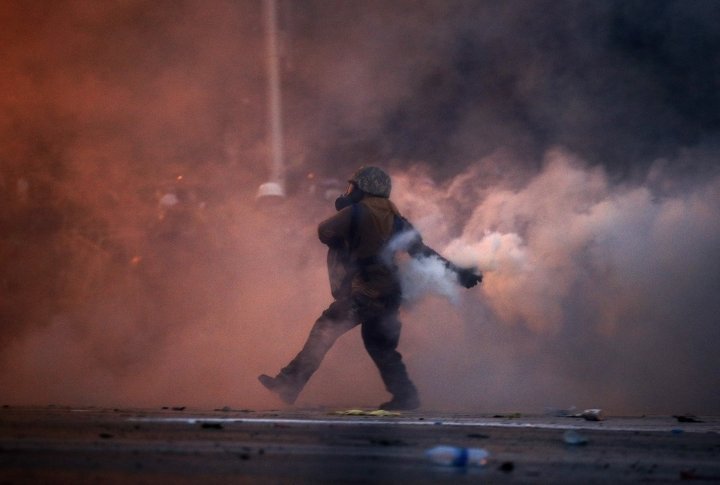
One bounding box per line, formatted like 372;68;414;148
383;228;462;305
399;255;462;305
390;148;720;414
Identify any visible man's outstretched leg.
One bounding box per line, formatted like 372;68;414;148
259;298;357;404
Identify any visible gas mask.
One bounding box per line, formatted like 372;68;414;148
334;182;363;211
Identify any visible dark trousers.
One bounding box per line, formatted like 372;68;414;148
279;293;418;400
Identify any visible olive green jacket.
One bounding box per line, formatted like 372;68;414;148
319;197;402;300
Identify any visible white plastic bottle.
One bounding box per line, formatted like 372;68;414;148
426;445;490;467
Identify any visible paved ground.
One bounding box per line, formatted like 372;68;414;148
1;406;719;483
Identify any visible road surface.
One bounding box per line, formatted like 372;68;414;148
1;406;719;483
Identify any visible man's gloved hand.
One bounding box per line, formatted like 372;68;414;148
456;267;482;288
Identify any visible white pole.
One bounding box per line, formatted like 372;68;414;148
263;0;285;192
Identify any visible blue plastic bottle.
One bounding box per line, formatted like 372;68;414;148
426;445;490;466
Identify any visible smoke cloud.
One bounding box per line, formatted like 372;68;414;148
1;0;719;414
392;151;720;414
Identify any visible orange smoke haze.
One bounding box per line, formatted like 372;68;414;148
2;1;719;415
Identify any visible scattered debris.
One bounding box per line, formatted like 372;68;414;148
674;414;704;423
200;422;223;430
467;433;490;439
499;461;515;473
332;409;401;417
333;409;363;416
580;409;604;421
549;407;605;421
366;409;401;417
563;429;589;445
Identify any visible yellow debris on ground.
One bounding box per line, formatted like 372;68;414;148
332;409;401;417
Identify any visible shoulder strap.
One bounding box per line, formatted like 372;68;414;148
349;202;361;248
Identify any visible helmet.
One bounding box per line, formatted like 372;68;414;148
350;166;391;198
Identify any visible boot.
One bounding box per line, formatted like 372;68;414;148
379;392;420;411
258;374;301;405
